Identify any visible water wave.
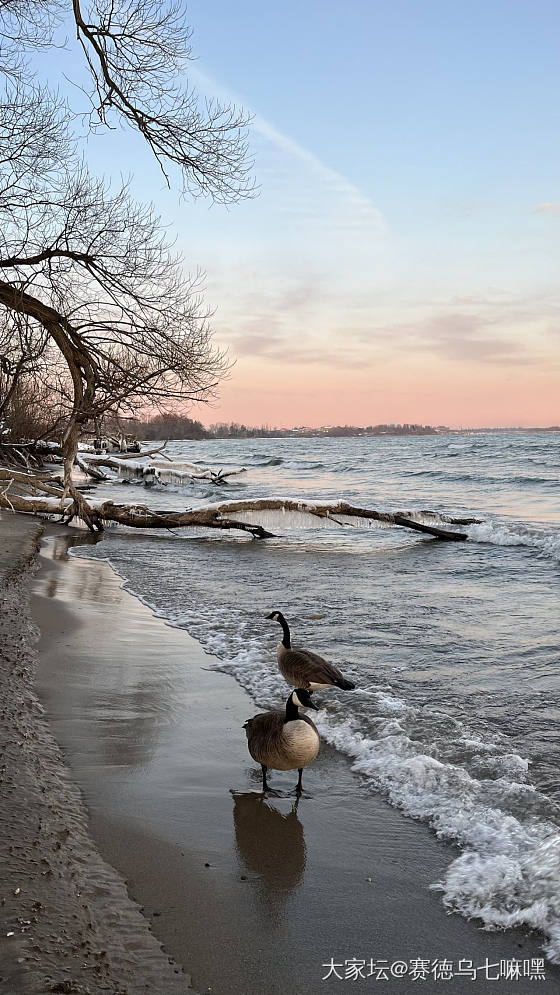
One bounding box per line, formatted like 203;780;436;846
285;460;326;471
409;468;556;487
467;522;560;563
73;543;560;961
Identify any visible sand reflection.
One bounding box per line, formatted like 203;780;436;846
42;534;115;604
50;532;103;561
36;532;178;768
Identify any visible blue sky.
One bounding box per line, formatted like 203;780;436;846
37;1;560;425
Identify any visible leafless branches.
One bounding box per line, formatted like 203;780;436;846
71;0;253;199
0;2;251;524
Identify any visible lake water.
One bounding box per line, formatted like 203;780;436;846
74;431;560;961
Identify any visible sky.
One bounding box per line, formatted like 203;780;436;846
44;1;560;427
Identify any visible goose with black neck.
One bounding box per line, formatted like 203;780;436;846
267;611;356;691
243;688;320;793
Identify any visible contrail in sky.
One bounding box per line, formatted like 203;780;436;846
188;64;386;233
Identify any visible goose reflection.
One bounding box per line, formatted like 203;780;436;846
232;791;306;918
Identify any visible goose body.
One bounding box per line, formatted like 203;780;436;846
244;688;320;791
267;611;356;691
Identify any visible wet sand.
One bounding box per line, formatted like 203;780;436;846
0;513;192;995
31;529;560;994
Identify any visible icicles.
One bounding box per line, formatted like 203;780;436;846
232;508;343;531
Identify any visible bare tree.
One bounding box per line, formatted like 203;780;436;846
0;0;251;526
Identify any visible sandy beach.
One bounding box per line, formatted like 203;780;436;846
0;511;553;994
0;512;192;995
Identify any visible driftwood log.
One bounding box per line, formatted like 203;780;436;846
75;456;109;481
82;453;247;487
84;442;171;462
76;442;171;479
93;499;479;540
0;488;481;541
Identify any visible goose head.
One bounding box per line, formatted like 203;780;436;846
266;610;285;624
291;688;318;711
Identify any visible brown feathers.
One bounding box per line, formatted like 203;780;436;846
244;710;319;772
278;645;356;690
269;612;356;690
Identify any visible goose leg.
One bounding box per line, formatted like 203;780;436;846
261;764;269;792
296;768;303;793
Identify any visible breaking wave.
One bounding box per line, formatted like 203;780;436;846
467;521;560;563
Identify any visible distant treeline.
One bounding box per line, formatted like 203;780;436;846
132;413;208;439
131;413;443;440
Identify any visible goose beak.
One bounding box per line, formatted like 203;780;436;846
307;698;319;711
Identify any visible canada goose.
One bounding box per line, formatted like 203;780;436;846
243;688;320;792
266;611;356;691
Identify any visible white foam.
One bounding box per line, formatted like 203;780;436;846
467;521;560;562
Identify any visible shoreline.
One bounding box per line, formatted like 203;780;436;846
24;516;560;993
0;511;193;995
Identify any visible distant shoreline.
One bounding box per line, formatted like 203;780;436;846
136;425;560;442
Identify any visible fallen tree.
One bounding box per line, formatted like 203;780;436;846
0;490;481;541
0;439;60;470
94;498;479;540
